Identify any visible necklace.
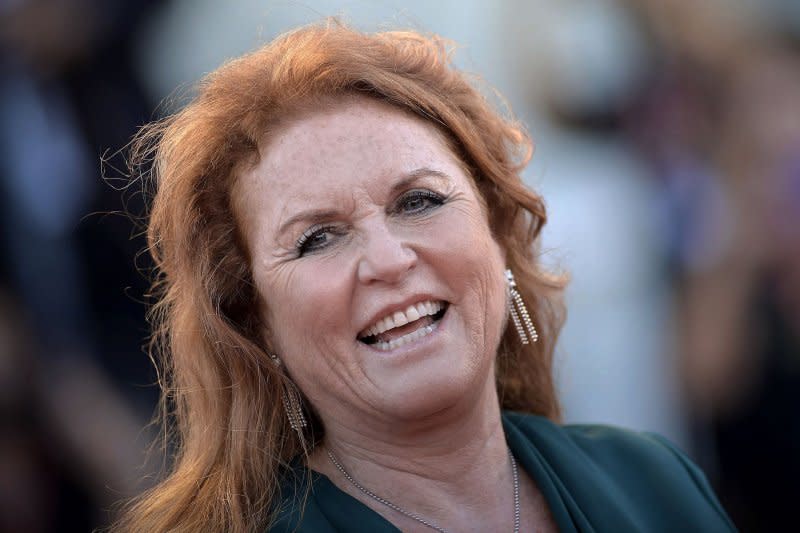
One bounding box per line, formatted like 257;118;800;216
326;448;521;533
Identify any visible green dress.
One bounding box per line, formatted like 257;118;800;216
269;411;737;532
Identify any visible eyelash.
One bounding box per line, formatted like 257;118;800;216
395;189;446;215
296;224;339;256
294;189;447;257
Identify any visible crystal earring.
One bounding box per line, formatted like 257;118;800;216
505;269;539;345
269;354;308;435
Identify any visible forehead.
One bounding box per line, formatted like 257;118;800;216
262;99;456;183
234;98;467;232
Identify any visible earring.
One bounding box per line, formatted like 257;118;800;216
269;354;308;435
505;269;539;345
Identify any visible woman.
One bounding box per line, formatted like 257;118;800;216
115;21;736;532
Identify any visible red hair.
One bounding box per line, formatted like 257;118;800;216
114;20;565;533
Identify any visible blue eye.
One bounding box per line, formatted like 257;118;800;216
296;225;340;256
396;190;445;215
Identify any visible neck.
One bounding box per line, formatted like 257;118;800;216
308;371;515;531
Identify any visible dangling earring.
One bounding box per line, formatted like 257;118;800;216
505;269;539;345
269;354;308;436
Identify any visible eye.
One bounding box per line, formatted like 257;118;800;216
395;189;445;215
296;225;342;256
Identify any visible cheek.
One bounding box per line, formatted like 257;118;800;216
443;203;505;285
263;263;354;362
426;206;507;339
261;266;367;408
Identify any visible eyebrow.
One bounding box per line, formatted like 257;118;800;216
276;167;450;236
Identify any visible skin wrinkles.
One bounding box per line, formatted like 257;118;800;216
277;168;453;246
234;96;537;531
235;97;507;419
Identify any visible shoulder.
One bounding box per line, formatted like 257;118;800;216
502;411;738;532
266;466;336;533
504;410;698;477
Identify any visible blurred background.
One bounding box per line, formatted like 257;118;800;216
1;0;798;531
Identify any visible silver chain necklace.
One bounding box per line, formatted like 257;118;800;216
326;448;521;533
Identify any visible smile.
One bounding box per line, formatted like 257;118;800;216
358;300;448;352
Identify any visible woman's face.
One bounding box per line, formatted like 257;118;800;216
235;97;508;425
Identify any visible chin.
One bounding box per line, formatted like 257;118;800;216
367;351;494;423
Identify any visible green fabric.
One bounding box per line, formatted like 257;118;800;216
269;412;737;532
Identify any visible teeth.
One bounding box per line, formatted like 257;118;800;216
373;323;438;352
362;300;444;338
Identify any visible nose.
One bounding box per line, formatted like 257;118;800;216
356;220;417;285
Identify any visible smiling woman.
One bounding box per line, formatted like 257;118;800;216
234;96;510;425
113;20;736;533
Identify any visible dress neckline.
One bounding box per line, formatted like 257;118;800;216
303;412;578;532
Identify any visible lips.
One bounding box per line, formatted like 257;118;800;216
358;300;448;351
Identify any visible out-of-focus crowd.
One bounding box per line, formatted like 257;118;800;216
0;1;161;531
0;1;797;531
604;3;800;531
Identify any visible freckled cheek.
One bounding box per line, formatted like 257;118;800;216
423;211;505;339
269;272;355;354
421;211;503;285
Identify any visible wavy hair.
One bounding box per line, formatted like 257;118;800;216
113;20;566;533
